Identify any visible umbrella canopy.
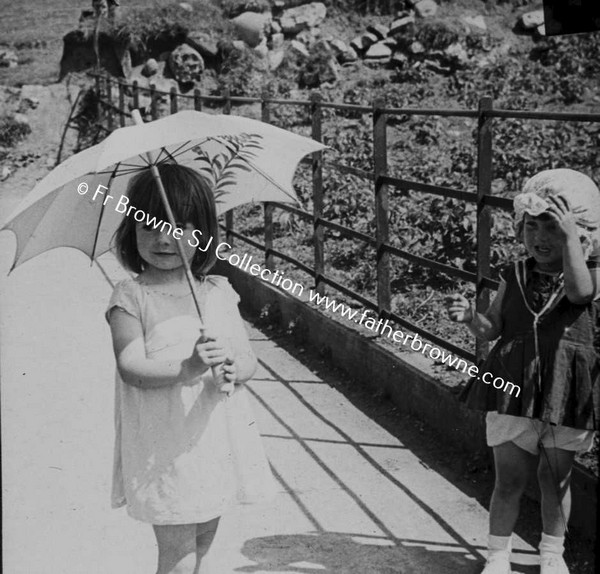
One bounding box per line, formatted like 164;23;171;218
2;110;325;270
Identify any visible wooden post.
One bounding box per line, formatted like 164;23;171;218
150;83;158;120
95;73;102;124
262;90;274;269
170;86;178;115
105;75;114;132
194;88;202;111
118;78;125;127
373;96;390;317
223;86;232;115
476;96;493;361
311;91;325;294
132;80;140;113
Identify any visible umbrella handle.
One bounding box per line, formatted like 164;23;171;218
131;109;232;396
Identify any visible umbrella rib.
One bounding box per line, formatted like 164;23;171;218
209;137;301;204
90;164;119;260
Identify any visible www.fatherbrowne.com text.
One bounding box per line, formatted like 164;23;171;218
79;182;521;397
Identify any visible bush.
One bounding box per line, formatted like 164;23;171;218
0;114;31;147
113;1;227;61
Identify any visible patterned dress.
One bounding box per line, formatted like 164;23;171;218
462;258;600;430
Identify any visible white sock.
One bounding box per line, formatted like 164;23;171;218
539;532;565;556
488;534;512;557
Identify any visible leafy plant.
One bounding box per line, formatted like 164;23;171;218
0;114;31;147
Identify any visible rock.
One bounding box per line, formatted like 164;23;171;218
0;49;18;68
367;23;389;40
1;166;13;181
341;46;358;63
279;2;327;34
365;42;392;62
329;38;348;56
290;40;310;58
382;37;398;48
521;10;544;30
391;52;408;67
12;113;30;127
232;40;247;51
168;44;205;85
271;33;285;50
535;23;546;37
414;0;438;19
186;32;219;60
409;40;425;54
269;45;285;71
389;16;415;36
18;96;40;112
253;37;269;59
350;32;379;53
178;2;193;11
296;27;322;46
271;20;282;34
141;58;159;77
444;42;469;67
462;15;486;32
231;11;272;48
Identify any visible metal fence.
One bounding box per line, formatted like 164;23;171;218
89;72;600;362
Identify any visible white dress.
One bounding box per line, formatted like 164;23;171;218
106;275;275;524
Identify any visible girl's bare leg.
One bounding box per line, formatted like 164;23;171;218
537;447;574;537
489;442;535;535
195;518;220;574
153;524;198;574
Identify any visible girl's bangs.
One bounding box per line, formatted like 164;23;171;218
129;169;201;225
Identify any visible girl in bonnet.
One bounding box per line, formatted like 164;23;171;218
445;168;600;574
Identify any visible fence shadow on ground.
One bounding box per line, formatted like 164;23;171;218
244;334;541;574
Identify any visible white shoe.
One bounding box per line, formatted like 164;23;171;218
481;552;512;574
540;554;570;574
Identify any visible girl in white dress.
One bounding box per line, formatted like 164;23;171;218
106;164;275;574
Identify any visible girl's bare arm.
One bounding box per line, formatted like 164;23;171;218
562;237;598;303
446;282;505;341
109;309;212;389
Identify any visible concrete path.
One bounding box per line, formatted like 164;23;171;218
0;232;539;573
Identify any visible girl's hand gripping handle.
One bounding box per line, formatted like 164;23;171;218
192;332;235;396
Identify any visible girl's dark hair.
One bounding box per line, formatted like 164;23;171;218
114;164;219;277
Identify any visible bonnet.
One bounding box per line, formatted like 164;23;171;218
513;168;600;259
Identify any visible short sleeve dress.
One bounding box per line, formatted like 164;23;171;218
461;257;600;431
106;275;276;525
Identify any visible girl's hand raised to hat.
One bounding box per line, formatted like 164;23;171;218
445;294;474;323
545;194;580;243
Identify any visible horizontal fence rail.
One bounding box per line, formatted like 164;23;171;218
88;72;600;363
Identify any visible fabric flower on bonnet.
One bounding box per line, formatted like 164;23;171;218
513;168;600;259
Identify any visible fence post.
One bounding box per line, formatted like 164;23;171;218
150;83;158;120
223;87;234;245
95;73;102;124
194;88;202;111
132;80;140;113
261;90;274;270
118;78;126;127
105;75;114;132
170;86;178;115
373;96;391;317
476;96;493;361
311;91;325;294
223;86;232;115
